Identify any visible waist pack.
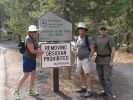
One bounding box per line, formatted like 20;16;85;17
18;41;26;54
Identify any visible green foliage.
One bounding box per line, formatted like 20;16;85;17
1;0;132;46
0;3;6;28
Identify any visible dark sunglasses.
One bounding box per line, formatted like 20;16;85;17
30;31;37;33
100;27;107;31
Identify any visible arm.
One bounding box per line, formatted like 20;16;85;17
27;43;44;54
109;47;115;67
109;36;115;68
110;47;115;62
88;37;94;60
89;45;94;60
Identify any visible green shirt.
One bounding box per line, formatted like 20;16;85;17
95;35;115;64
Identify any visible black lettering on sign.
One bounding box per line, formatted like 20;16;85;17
54;62;69;66
45;50;66;56
49;45;67;50
45;46;50;50
43;56;69;62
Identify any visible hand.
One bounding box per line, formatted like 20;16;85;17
109;61;113;68
38;45;41;48
40;51;44;54
88;57;91;61
89;57;93;63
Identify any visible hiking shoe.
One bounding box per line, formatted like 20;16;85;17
12;90;21;100
112;95;116;99
98;90;108;96
76;87;87;93
83;91;93;98
108;95;116;100
28;90;39;96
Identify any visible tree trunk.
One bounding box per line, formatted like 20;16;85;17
63;0;71;79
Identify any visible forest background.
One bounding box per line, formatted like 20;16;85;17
0;0;133;50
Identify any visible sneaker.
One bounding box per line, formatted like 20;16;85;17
28;90;39;96
112;95;116;99
108;95;116;100
76;87;87;93
12;90;21;100
98;90;108;96
83;91;93;98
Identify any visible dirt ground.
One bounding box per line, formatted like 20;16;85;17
1;41;133;100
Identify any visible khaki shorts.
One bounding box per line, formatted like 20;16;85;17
76;58;91;74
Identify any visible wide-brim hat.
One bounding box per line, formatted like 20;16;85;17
28;25;38;32
77;22;88;31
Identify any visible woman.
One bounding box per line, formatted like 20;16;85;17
12;25;44;99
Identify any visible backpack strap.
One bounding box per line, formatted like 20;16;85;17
85;35;89;46
85;35;91;52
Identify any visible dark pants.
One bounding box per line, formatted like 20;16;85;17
96;64;113;97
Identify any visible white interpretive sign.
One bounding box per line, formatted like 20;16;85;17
41;43;71;68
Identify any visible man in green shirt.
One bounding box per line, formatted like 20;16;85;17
95;26;116;100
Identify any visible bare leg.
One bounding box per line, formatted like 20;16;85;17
83;73;93;98
85;73;91;91
29;70;36;90
80;72;87;87
16;72;29;91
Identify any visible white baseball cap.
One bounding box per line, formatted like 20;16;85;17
28;25;38;32
77;22;88;31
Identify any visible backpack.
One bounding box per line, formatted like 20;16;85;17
85;35;91;52
18;41;26;54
